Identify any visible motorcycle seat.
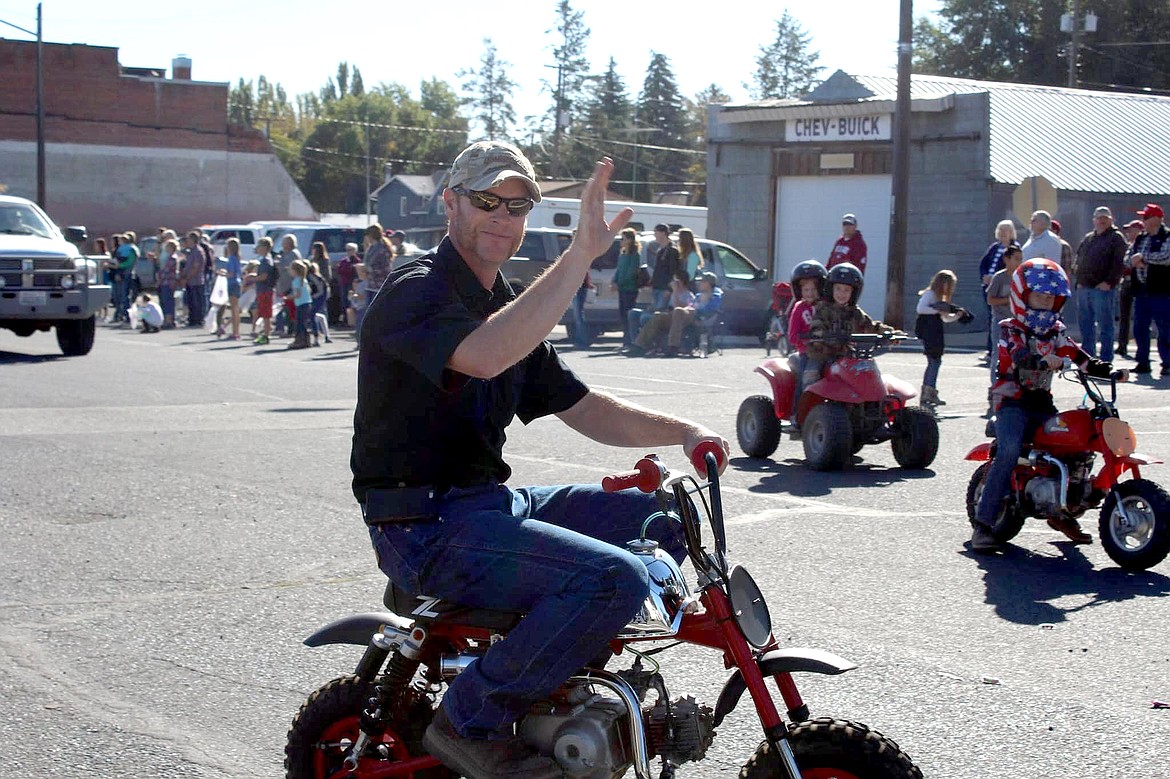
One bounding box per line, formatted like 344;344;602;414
383;580;521;632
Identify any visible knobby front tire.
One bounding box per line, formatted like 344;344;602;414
739;717;923;779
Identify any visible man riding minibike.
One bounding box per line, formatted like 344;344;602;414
972;258;1123;553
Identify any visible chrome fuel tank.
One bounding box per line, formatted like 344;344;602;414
615;539;693;640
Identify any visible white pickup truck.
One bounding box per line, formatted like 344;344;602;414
0;195;107;356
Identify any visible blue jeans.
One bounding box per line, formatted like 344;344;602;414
626;308;654;343
369;482;685;736
310;296;326;336
1075;286;1116;361
112;273;130;320
158;285;174;320
1133;293;1170;368
652;288;670;311
923;354;941;388
975;403;1053;526
618;290;639;345
571;286;590;347
294;302;310;337
185;284;205;326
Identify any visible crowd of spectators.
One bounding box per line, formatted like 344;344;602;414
91;224;412;350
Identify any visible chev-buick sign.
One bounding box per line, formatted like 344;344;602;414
785;115;891;142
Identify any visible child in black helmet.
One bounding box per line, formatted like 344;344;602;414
806;262;892;371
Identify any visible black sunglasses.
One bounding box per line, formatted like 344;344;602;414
452;187;535;217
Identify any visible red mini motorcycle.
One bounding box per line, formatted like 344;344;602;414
285;443;923;779
737;332;939;471
965;369;1170;570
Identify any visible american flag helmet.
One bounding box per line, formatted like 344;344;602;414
1010;258;1069;332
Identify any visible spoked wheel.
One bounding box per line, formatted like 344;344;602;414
284;675;452;779
1098;479;1170;571
738;395;782;458
739;717;922;778
966;462;1025;542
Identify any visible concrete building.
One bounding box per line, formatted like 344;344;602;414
0;39;314;242
706;71;1170;327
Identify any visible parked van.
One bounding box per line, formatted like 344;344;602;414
270;226;367;261
525;197;707;236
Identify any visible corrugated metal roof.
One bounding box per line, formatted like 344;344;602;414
851;73;1170;194
721;71;1170;196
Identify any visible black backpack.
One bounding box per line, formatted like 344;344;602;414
308;272;326;299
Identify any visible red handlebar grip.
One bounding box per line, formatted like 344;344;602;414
690;440;727;474
602;456;664;493
602;470;644;493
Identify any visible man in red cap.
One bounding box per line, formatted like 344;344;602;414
1117;219;1145;357
1127;204;1170;375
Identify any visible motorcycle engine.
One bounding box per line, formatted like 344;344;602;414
645;695;715;764
1023;475;1063;518
518;685;630;779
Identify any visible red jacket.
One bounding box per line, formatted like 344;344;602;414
828;232;868;275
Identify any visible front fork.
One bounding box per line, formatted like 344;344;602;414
706;589;806;779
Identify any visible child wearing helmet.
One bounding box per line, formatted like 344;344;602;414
786;260;827;432
971;258;1120;553
806;262;892;365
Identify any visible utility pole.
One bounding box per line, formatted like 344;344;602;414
364;116;372;225
885;0;912;329
1061;1;1098;88
1;5;46;206
35;3;44;208
547;63;568;180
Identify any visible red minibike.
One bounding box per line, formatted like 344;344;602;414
285;443;922;779
965;369;1170;570
737;333;939;471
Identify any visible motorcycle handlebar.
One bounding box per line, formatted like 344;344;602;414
601;456;666;493
600;442;727;494
690;440;727;476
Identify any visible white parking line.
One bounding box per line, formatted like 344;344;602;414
506;453;966;521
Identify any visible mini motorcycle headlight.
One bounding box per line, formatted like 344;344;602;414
1102;417;1136;457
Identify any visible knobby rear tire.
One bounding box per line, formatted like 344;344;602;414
284;675;453;779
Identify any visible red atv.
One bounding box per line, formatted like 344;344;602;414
965;368;1170;570
737;332;939;471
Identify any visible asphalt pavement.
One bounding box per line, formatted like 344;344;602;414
2;319;1169;778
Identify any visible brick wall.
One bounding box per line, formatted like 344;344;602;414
0;39;267;152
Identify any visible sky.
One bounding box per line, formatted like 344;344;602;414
1;0;942;132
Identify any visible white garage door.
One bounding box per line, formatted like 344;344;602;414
774;175;891;319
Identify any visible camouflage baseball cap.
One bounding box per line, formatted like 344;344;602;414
448;140;542;202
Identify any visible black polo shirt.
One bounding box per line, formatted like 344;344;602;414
350;236;589;504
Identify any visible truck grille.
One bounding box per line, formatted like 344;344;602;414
0;257;73;288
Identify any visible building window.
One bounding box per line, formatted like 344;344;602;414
400;196;407;218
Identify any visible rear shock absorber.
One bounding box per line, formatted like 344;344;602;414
345;626;427;771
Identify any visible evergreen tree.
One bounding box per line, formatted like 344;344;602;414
337;62;350;97
636;52;688;199
351;67;365;97
544;0;592;178
750;11;822;100
570;57;633;193
460;38;518;140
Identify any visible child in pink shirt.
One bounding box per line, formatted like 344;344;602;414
787;260;828;433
